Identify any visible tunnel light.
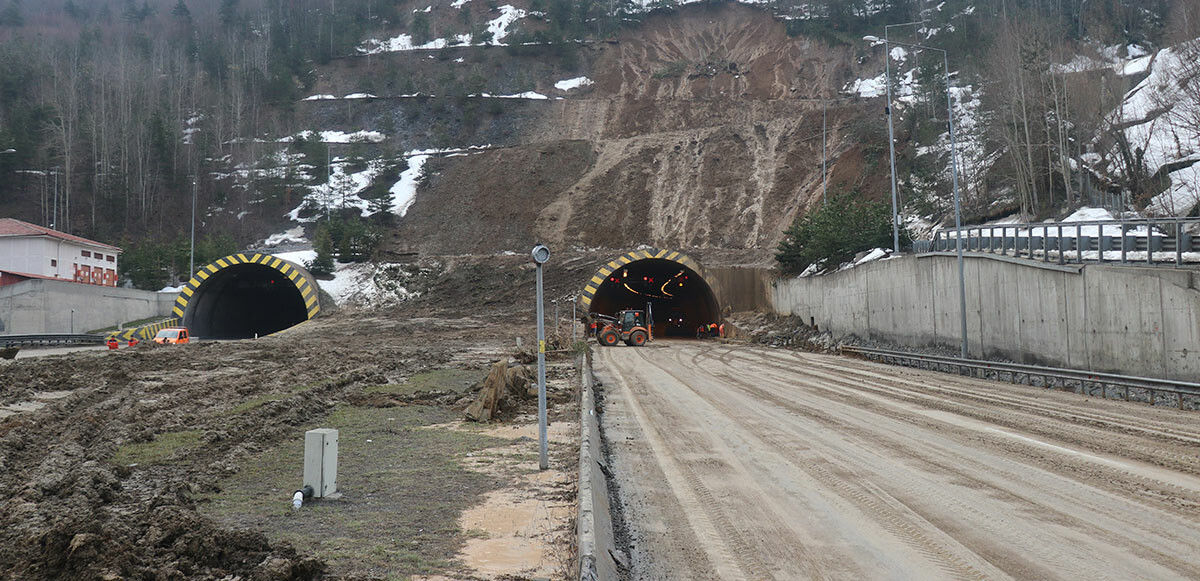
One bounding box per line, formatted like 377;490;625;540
531;244;550;265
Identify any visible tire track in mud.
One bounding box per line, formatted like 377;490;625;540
658;348;998;580
745;348;1200;475
597;347;754;581
704;346;1200;578
732;348;1200;511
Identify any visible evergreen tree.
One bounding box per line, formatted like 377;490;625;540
308;226;336;276
65;0;90;22
0;1;23;27
172;0;191;20
219;0;239;27
775;191;905;275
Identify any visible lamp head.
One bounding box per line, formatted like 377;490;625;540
531;244;550;265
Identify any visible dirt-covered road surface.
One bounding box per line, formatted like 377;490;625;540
594;340;1200;580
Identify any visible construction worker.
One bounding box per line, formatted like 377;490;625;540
128;337;139;347
106;338;119;350
708;322;719;337
719;322;726;338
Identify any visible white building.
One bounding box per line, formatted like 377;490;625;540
0;218;121;288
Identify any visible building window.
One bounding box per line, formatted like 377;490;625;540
50;259;57;267
107;255;115;262
82;250;91;258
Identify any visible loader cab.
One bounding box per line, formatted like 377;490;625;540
619;310;645;331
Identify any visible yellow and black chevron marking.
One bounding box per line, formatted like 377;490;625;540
580;248;704;309
172;253;321;321
106;317;181;342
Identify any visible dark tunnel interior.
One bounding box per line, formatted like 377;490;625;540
184;264;309;339
587;258;720;338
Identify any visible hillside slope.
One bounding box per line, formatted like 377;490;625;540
388;3;883;257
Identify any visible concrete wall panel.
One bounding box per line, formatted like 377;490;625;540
771;254;1200;381
0;279;176;334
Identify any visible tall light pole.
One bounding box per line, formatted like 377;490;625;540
867;34;968;359
190;176;197;277
881;21;926;254
822;101;828;206
531;244;551;470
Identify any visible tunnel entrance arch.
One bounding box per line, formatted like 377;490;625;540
174;253;321;339
581;248;720;338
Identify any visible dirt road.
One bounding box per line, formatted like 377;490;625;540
594;341;1200;580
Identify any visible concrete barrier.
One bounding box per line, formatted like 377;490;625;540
577;354;618;581
0;278;178;335
772;253;1200;382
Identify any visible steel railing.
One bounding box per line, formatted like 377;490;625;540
0;333;107;347
919;217;1200;266
841;345;1200;410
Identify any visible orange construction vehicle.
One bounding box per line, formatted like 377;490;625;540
153;327;190;345
595;309;652;347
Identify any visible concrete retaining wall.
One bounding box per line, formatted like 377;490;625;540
0;279;178;335
577;354;618;581
772;253;1200;381
707;266;773;315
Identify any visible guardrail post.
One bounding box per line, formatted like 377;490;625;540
1121;224;1129;264
1177;220;1184;266
1077;224;1084;263
1057;225;1064;265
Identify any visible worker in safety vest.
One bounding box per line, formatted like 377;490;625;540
718;323;726;338
107;338;119;350
708;322;719;337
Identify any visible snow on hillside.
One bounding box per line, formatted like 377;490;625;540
271;249;421;308
1112;40;1200;216
359;4;524;54
554;77;593;91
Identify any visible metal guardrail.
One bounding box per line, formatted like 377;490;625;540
0;333;106;347
921;217;1200;266
841;345;1200;410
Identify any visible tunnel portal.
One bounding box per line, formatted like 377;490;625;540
582;249;720;338
175;253;320;339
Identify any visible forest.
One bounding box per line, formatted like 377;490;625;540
0;0;1197;286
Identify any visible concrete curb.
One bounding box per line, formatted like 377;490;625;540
577;353;618;581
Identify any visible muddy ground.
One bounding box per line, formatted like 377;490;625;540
0;261;587;581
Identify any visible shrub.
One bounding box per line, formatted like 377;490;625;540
775;190;908;275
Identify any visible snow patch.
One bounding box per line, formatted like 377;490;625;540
264;226;307;247
554;76;594;91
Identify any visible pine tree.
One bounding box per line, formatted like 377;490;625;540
172;0;191;20
308;226;336;276
0;1;23;27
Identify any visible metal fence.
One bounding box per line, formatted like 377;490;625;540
918;217;1200;266
0;333;106;348
842;345;1200;410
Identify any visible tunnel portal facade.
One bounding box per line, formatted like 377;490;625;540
582;248;721;338
175;253;320;339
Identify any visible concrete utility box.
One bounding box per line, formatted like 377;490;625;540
303;428;338;498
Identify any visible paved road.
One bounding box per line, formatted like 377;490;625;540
594;341;1200;580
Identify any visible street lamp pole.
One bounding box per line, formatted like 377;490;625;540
531;245;551;470
942;50;969;360
822;101;828;206
882;21;926;254
190;176;197;277
880;37;967;359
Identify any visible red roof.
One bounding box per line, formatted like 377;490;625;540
0;269;59;281
0;218;121;252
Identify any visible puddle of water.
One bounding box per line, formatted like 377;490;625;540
0;400;47;418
